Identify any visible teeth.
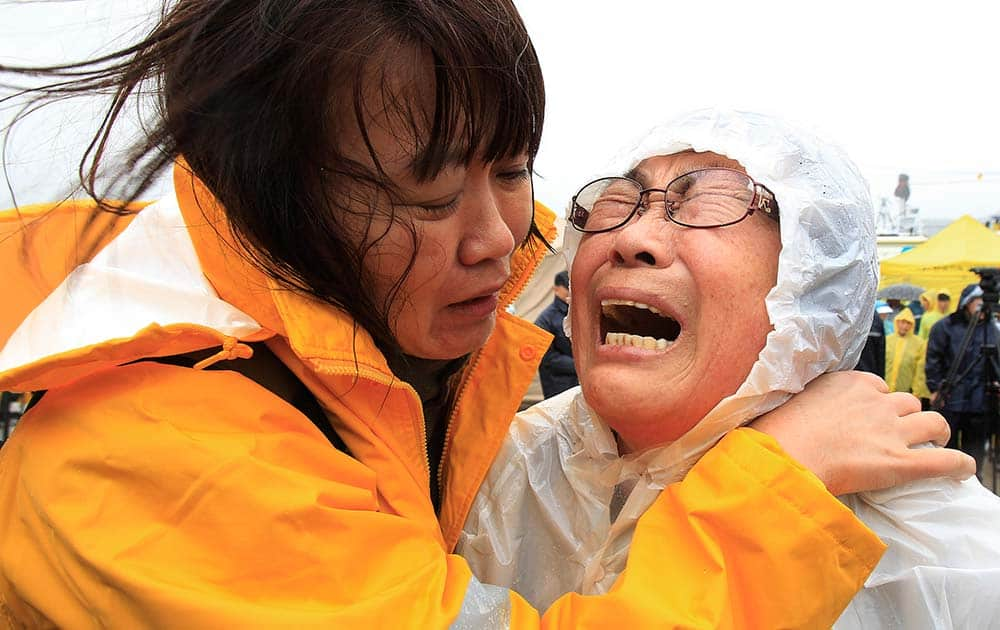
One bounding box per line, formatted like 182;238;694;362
601;298;663;316
604;332;672;350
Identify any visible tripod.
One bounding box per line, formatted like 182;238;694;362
935;280;1000;492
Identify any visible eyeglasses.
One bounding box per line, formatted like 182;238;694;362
569;167;779;233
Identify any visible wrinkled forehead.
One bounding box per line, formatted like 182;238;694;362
626;151;746;185
614;112;812;197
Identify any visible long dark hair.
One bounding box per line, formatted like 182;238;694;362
1;0;546;357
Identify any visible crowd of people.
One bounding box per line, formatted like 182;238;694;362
861;286;997;478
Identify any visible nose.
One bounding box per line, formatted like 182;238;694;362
457;179;519;267
608;202;678;268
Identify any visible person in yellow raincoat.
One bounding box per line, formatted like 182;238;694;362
886;308;931;398
0;4;973;629
919;289;952;340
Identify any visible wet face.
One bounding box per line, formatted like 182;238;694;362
338;56;533;359
896;319;914;336
570;151;781;451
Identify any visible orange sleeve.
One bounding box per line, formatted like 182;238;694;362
534;428;886;628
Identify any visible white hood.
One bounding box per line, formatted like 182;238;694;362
564;108;879;482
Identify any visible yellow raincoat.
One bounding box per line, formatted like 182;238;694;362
886;309;931;397
0;164;883;628
918;289;950;341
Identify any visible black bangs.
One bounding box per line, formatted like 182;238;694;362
374;1;545;182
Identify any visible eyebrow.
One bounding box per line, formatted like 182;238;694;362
624;166;650;187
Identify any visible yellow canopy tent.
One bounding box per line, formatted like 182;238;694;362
880;215;1000;308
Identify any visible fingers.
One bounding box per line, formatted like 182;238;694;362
888;391;921;415
842;370;890;394
902;447;977;483
863;371;890;394
812;370;889;394
899;411;951;447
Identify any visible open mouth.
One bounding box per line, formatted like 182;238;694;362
600;299;682;350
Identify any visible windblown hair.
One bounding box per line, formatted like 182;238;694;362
1;0;546;357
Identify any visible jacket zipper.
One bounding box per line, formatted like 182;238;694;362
499;228;559;313
436;348;486;502
312;362;431;479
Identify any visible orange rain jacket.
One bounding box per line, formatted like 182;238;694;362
0;165;884;628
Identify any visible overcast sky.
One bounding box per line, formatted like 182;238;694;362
3;0;998;226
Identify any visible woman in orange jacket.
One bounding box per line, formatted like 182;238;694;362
0;1;971;627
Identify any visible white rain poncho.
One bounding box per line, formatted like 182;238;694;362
457;109;1000;628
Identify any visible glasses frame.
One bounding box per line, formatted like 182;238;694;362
569;167;779;233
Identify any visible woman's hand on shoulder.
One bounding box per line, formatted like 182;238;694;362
750;370;976;496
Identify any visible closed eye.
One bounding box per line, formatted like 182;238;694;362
413;196;461;216
498;168;530;182
393;193;462;218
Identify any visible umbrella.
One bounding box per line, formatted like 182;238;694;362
877;283;926;301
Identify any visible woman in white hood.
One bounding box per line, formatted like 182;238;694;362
459;110;1000;628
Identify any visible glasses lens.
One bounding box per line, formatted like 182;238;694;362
665;169;755;227
571;178;641;232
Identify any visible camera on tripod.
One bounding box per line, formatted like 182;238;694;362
971;267;1000;308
